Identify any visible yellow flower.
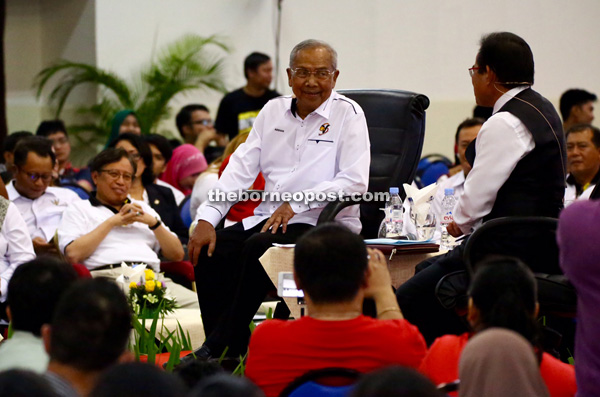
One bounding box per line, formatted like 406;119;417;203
156;281;162;289
129;281;138;289
145;280;156;292
144;269;155;280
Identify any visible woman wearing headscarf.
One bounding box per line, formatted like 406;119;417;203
459;328;550;397
105;110;142;148
160;144;207;196
419;257;576;397
108;133;188;243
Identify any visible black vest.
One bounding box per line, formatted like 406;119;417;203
470;89;566;221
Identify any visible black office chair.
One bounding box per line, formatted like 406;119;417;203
316;89;429;238
436;216;577;317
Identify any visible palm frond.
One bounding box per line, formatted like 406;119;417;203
34;61;134;116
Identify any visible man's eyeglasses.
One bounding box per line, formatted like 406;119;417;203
98;169;134;182
192;119;213;126
468;66;481;77
290;68;335;80
20;170;53;183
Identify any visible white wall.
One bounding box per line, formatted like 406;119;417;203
7;0;600;158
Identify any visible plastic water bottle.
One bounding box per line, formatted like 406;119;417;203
387;187;403;238
440;188;457;249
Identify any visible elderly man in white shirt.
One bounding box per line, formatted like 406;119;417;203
184;39;370;362
7;137;80;256
396;32;566;344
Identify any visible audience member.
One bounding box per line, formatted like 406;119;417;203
175;104;224;162
35;119;92;191
90;362;187;397
57;148;198;308
42;278;132;397
144;133;185;205
431;118;483;221
0;194;36;321
419;257;576;397
160;143;207;196
396;32;566;344
7;136;81;255
245;224;426;397
0;131;33;183
173;360;223;390
559;88;596;133
557;199;600;396
564;124;600;204
214;52;281;142
189;374;265;397
109;133;188;242
185;39;370;362
459;328;550;397
0;257;77;373
106;109;141;147
352;366;441;397
0;369;58;397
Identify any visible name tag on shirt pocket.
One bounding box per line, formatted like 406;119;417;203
307;139;334;146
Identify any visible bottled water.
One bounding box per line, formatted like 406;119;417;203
387;187;403;238
440;188;457;249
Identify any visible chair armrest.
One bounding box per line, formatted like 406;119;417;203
316;195;367;224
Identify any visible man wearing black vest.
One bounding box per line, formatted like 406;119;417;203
396;32;566;344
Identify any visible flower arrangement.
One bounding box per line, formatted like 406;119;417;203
128;268;177;318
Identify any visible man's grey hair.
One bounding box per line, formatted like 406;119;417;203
289;39;338;70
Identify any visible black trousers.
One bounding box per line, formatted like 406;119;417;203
194;220;313;356
395;241;469;345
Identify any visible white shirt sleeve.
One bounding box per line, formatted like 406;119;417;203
453;112;535;234
0;203;35;299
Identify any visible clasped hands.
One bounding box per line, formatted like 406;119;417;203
111;203;155;228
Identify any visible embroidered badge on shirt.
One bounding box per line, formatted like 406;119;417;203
52;199;60;206
318;123;330;136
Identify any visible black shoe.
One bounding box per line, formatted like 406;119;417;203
165;345;212;369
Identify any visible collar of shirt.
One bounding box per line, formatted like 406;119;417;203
289;91;337;120
493;86;530;114
6;180;52;202
566;169;600;196
88;192;130;214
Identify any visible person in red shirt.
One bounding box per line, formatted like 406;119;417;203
419;257;576;397
245;223;427;397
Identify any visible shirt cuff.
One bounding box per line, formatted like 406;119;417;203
0;276;7;302
198;205;224;228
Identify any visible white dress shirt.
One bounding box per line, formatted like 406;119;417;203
57;197;174;271
197;91;370;233
454;86;535;234
7;182;81;242
0;201;36;300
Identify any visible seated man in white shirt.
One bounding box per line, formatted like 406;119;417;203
7;137;80;255
564;124;600;205
185;39;370;361
57;148;197;308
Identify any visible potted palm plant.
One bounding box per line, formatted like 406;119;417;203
34;34;229;164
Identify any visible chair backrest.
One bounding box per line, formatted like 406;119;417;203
179;195;192;228
415;153;453;188
279;367;360;397
337;89;429;238
463;216;561;275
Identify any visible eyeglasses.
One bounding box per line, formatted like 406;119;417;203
192;119;213;126
20;170;53;182
98;169;134;182
468;66;481;77
290;68;335;80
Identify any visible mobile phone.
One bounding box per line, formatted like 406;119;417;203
277;272;304;298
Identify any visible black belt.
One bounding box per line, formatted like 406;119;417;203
92;262;137;271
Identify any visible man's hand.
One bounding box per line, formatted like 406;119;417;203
32;237;59;256
363;248;393;300
110;203;146;227
188;220;217;265
260;202;296;234
446;221;464;238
